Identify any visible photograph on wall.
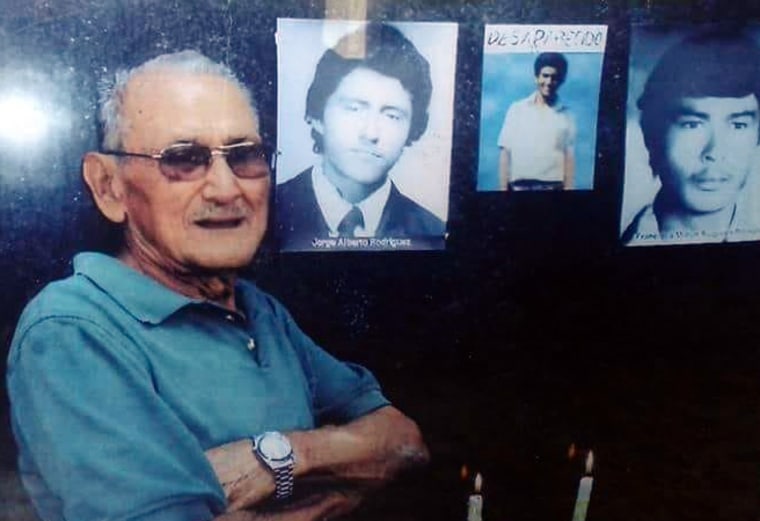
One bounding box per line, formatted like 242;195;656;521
621;24;760;246
275;18;457;252
477;24;607;192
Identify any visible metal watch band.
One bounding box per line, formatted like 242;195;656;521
252;433;296;501
272;462;295;500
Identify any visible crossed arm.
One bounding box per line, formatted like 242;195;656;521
9;305;428;521
207;406;429;520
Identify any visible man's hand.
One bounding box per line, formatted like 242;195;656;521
563;148;575;190
499;147;511;191
206;439;276;510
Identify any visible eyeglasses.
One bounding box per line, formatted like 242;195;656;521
102;141;272;182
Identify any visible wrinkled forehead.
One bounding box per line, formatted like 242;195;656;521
121;70;259;149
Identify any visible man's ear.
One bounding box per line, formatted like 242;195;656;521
82;152;127;224
309;117;324;135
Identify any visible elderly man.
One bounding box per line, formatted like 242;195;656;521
276;22;445;251
7;50;428;521
623;29;760;245
498;52;575;191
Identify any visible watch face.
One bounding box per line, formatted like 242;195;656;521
259;433;292;460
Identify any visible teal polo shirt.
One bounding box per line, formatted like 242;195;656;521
7;252;389;521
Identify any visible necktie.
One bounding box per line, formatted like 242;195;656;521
337;206;364;237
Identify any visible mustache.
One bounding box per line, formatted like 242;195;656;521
190;203;251;221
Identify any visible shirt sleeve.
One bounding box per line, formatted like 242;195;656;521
7;316;226;521
265;298;390;426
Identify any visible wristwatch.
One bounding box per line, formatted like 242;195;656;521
253;431;295;500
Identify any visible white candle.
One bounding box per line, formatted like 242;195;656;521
571;451;594;521
467;473;483;521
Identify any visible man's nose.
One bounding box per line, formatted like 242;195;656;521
701;126;727;162
202;155;243;202
360;112;381;142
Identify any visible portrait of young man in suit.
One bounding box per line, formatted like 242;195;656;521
276;21;449;252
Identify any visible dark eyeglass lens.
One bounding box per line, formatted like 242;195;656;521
160;146;210;179
227;145;271;178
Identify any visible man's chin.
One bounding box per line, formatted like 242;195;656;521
185;247;259;272
680;194;738;215
341;166;389;185
182;225;265;270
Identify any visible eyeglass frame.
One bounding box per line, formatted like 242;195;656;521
101;141;275;181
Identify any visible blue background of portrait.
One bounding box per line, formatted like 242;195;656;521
477;52;604;191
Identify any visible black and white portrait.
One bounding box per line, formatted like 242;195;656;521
275;19;457;252
621;24;760;246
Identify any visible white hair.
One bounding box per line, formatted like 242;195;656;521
98;50;257;150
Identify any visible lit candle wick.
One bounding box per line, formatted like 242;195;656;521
571;451;594;521
467;472;483;521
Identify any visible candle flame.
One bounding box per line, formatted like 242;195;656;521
585;450;594;474
460;464;469;481
568;442;577;460
474;472;483;493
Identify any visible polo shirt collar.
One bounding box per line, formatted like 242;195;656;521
73;252;201;324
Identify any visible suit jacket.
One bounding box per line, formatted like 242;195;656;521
276;168;445;251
